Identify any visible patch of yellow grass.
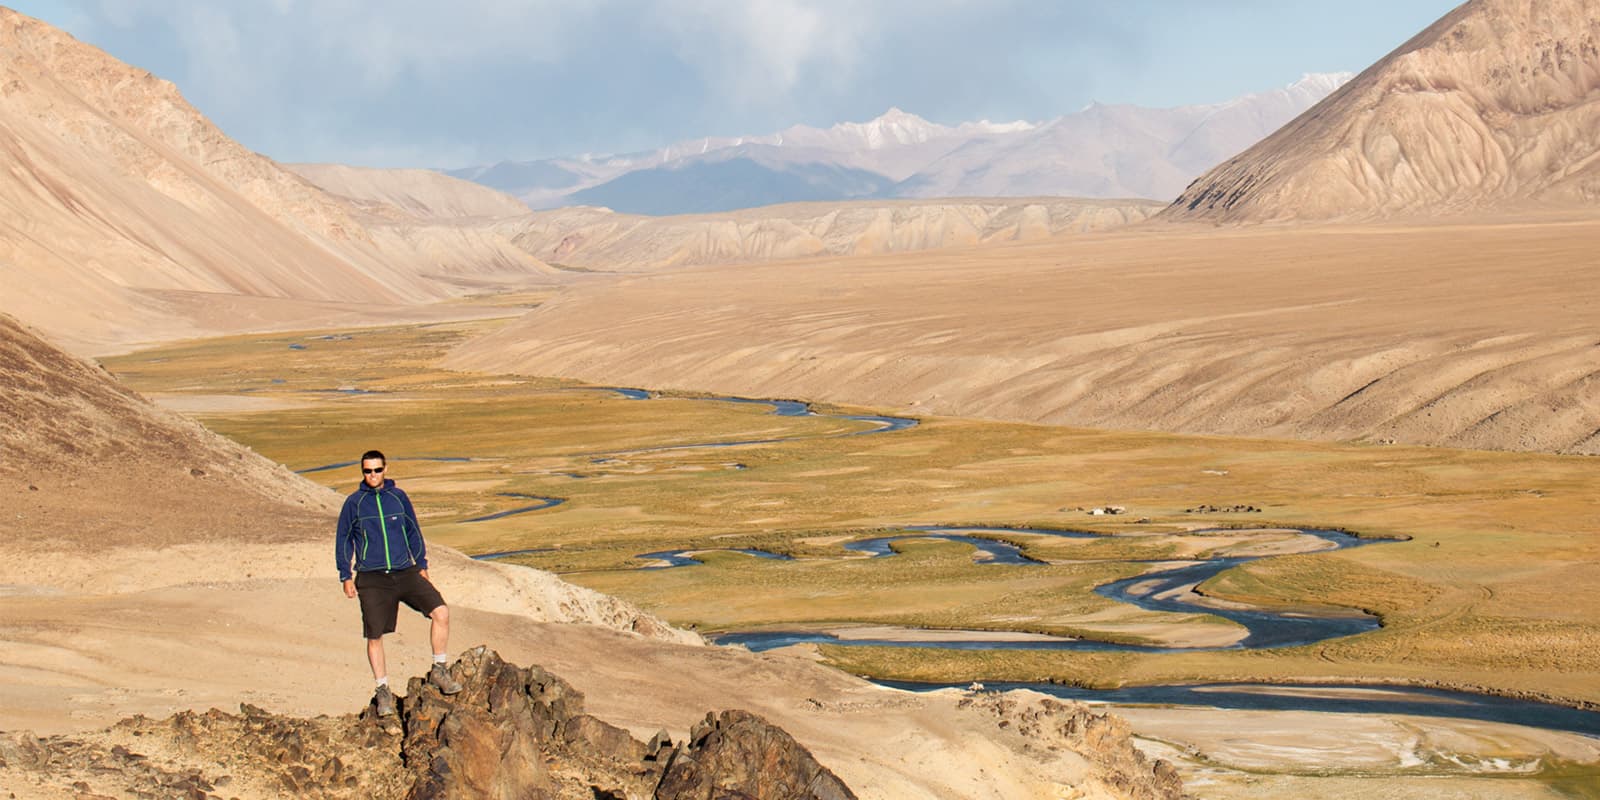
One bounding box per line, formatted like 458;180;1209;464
103;321;1600;705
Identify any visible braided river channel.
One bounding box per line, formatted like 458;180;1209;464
435;390;1600;739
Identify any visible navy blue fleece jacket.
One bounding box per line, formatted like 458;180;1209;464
335;478;427;581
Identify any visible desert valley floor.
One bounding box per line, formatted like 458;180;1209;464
83;281;1600;798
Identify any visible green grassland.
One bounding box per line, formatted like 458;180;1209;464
104;320;1600;707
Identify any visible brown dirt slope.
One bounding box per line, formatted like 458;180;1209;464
0;311;332;549
1164;0;1600;222
446;218;1600;455
0;8;552;354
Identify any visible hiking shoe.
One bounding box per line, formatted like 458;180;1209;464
373;684;397;717
429;663;462;695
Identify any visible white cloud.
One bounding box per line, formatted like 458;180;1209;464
652;0;865;101
8;0;1463;167
291;0;601;87
75;1;596;90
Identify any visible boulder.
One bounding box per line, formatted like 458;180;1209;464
655;710;855;800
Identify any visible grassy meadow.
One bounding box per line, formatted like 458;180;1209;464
104;319;1600;707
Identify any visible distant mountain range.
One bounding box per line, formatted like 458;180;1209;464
448;74;1350;214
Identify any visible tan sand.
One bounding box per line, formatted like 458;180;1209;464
1117;704;1600;798
0;542;1129;798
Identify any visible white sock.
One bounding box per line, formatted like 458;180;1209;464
433;653;448;664
375;676;388;688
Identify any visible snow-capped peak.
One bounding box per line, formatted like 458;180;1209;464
961;118;1038;135
829;108;950;149
1287;71;1355;95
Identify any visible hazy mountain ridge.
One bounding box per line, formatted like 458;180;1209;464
500;197;1165;271
896;74;1356;201
566;147;897;215
287;163;532;220
450;75;1349;213
1165;0;1600;221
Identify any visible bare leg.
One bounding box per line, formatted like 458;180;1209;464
429;605;450;657
366;637;387;681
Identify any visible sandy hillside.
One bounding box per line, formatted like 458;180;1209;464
0;8;552;354
447;215;1600;455
1165;0;1600;222
0;311;1180;796
501;197;1164;271
287;163;531;220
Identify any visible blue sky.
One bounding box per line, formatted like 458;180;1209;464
10;1;1462;169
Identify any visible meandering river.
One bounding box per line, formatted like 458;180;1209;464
711;527;1382;654
316;387;1592;740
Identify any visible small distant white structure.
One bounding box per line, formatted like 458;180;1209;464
967;681;985;692
1087;506;1127;516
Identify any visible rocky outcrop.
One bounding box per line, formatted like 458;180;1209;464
399;648;854;799
959;691;1188;800
653;711;855;800
0;649;857;800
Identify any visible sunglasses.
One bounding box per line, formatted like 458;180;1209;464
362;467;385;474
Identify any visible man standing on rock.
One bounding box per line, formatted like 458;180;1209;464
335;450;461;716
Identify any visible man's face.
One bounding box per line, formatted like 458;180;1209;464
361;458;386;488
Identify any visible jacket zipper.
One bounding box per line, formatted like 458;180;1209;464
375;491;394;571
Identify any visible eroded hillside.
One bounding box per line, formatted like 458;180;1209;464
1165;0;1600;222
446;219;1600;455
0;8;551;353
0;312;333;548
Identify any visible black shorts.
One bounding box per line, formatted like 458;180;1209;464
355;567;445;640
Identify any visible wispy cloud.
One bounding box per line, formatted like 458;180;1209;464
9;0;1462;167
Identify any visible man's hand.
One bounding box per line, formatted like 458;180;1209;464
419;569;430;582
342;579;356;598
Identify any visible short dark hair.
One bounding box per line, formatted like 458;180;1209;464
361;450;386;465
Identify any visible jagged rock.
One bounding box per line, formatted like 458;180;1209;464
0;731;50;769
562;715;648;764
645;729;674;761
400;652;577;799
655;710;856;800
396;647;855;799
